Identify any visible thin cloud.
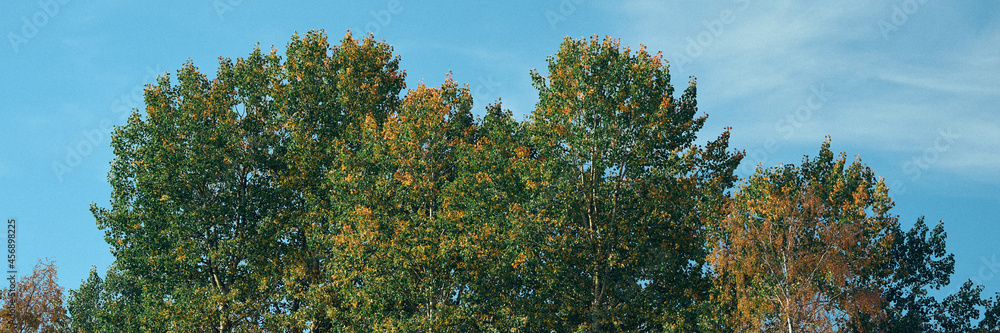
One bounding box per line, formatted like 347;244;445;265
612;1;999;181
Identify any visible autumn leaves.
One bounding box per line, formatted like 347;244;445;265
709;143;896;331
67;30;1000;332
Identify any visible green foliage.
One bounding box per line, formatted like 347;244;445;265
77;30;996;332
91;30;410;332
523;36;741;331
67;268;103;332
289;68;535;330
67;265;146;332
871;217;955;332
870;217;1000;333
269;30;407;331
94;53;284;331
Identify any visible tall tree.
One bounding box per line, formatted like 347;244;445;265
866;217;956;332
67;265;147;333
92;30;407;332
710;140;1000;333
271;30;406;331
0;259;70;332
315;78;534;331
524;35;742;332
864;217;1000;332
95;58;282;332
709;140;899;332
67;268;104;332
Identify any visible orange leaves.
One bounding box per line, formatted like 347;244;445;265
354;205;373;218
711;140;896;332
0;259;69;331
553;124;566;136
475;171;491;184
514;146;530;159
512;252;527;269
393;170;413;186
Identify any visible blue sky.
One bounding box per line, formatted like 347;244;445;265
2;1;998;298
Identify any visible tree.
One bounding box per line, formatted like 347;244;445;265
0;259;70;332
524;35;742;332
932;280;1000;332
84;29;1000;332
865;217;955;332
311;77;535;331
67;265;146;333
709;140;895;332
66;268;103;332
867;217;1000;332
708;139;1000;333
92;30;409;332
95;56;284;332
273;30;406;331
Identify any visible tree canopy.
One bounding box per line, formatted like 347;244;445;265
46;30;1000;332
710;141;896;332
1;259;69;332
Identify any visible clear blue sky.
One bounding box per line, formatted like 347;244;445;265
2;1;998;298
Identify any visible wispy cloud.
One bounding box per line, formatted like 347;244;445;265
611;0;1000;180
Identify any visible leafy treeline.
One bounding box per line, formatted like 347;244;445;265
1;259;69;331
9;30;994;332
